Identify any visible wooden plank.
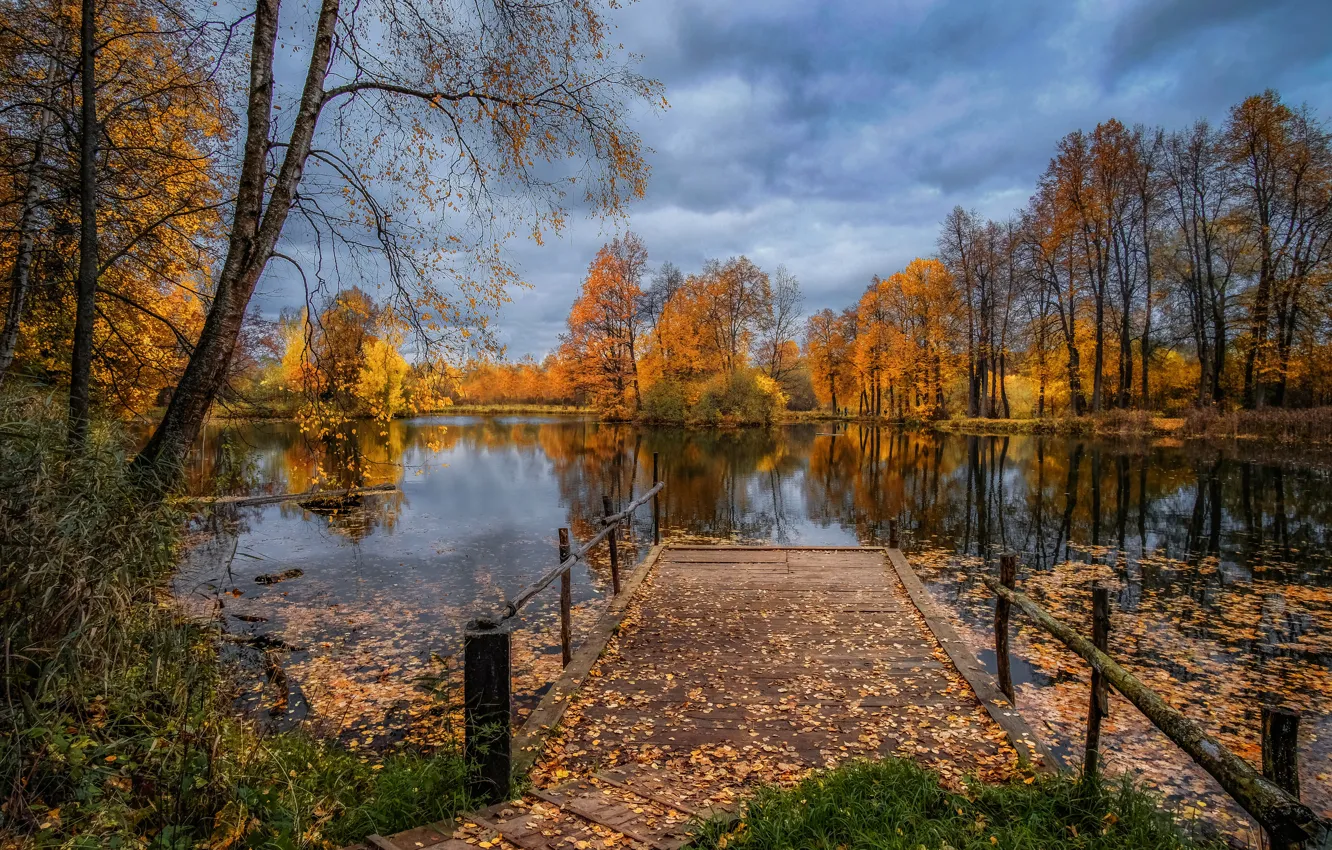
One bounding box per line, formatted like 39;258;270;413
466;812;549;850
511;543;666;778
382;822;456;849
531;781;692;850
786;551;885;567
885;548;1058;773
665;551;787;563
596;766;711;816
664;546;886;551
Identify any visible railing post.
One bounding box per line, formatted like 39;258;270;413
558;527;572;667
995;553;1017;703
464;616;511;803
1262;705;1302;850
888;518;899;549
1083;583;1111;779
603;495;621;594
652;452;661;545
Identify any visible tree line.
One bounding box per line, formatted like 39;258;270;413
816;91;1332;420
555;91;1331;423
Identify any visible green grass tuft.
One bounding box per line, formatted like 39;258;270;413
690;759;1224;850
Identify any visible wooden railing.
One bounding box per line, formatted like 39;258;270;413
463;453;664;802
983;556;1331;849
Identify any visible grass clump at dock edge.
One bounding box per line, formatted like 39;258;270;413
690;759;1223;850
0;390;469;848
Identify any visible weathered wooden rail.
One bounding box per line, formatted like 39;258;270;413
463;454;664;802
984;562;1331;850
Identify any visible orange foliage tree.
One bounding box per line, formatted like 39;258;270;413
560;235;648;417
0;0;226;413
804;308;853;412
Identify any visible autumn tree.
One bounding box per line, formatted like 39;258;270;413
1160;120;1244;406
1131;125;1165;405
560;239;647;416
132;0;659;481
637;266;707;386
804;308;851;413
0;0;226;429
1093;119;1144;409
854;276;897;416
1225;92;1332;407
1013;223;1060;416
940;207;1007;416
753;265;803;382
697;256;771;375
637;261;680;366
606;233;650;408
1025;172;1087;415
891;258;961;418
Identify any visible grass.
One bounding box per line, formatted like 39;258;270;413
690;759;1223;850
0;389;471;848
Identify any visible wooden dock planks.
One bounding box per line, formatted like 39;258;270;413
531;545;1048;814
352;545;1052;850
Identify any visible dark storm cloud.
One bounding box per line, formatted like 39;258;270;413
248;0;1332;360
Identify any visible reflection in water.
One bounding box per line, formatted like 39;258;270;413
176;418;1331;841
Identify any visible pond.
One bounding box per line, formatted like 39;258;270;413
175;416;1332;844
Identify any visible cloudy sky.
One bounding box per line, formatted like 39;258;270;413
253;0;1332;360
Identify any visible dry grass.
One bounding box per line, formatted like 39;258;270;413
1182;406;1332;445
931;411;1186;439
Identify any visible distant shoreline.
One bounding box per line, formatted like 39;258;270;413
206;403;594;423
201;404;1332;448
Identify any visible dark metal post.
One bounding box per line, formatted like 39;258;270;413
995;553;1016;703
603;495;620;594
1262;705;1302;850
464;617;511;803
888;518;899;549
1083;583;1110;779
558;527;572;667
652;452;661;545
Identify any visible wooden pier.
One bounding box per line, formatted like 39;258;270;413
355;544;1050;850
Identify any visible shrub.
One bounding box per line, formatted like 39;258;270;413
692;369;785;427
1093;408;1155;436
0;391;182;709
641;378;690;424
641;371;786;426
